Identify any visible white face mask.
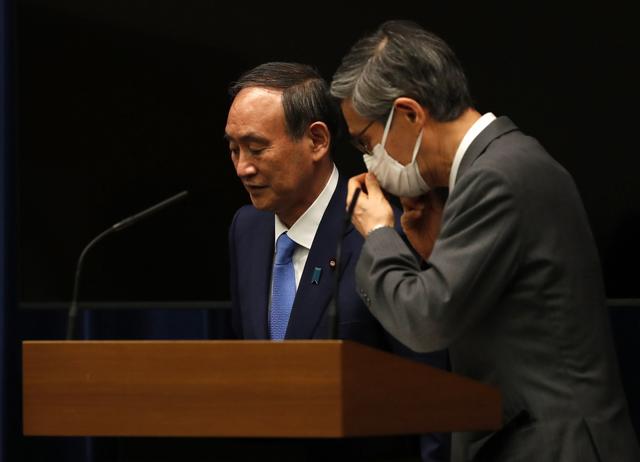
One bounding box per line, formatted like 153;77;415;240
362;106;430;197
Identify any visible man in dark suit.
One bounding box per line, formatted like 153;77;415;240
330;20;640;461
225;62;448;461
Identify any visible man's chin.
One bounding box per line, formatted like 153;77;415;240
248;194;275;212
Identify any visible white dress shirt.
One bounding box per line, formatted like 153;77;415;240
449;112;496;191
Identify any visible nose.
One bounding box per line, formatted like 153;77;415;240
234;150;257;178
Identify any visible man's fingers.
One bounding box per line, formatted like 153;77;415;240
400;195;423;211
400;195;428;214
347;173;367;209
401;210;422;229
364;172;384;199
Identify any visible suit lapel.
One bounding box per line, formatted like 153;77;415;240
285;178;351;339
244;212;274;338
456;116;519;183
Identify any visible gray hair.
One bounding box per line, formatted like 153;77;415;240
330;20;472;122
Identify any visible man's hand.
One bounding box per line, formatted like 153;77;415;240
347;173;394;237
400;189;447;260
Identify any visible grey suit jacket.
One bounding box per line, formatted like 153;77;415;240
356;117;640;461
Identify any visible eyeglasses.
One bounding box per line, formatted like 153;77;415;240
349;119;376;155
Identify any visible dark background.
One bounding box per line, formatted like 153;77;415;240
6;1;640;461
14;0;640;304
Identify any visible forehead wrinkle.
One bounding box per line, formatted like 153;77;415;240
226;132;270;145
227;87;287;139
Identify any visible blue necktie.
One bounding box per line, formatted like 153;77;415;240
270;232;297;340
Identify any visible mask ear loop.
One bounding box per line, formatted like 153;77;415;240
411;128;430;193
411;129;424;162
381;105;395;147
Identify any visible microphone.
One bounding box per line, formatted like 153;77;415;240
65;190;189;340
328;187;361;339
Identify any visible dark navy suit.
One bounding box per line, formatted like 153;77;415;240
228;175;449;461
230;176;400;345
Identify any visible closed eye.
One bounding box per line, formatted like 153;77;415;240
248;147;266;155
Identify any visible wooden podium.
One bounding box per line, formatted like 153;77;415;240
23;340;501;437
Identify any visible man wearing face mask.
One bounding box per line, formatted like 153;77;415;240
226;61;449;462
331;20;640;462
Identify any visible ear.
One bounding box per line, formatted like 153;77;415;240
393;97;428;130
307;121;331;161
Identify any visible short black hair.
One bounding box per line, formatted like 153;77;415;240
229;62;342;146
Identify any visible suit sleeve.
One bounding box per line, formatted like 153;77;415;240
386;201;449;367
228;209;242;339
356;167;521;353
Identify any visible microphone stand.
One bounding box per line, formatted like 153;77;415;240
328;188;361;340
65;228;114;340
65;190;189;340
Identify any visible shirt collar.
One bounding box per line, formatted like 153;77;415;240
449;112;496;191
274;164;339;249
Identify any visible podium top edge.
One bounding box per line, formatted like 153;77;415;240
22;339;350;345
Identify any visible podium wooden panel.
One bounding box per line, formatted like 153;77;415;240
23;340;501;437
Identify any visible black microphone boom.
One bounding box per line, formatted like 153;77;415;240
65;190;189;340
328;187;361;340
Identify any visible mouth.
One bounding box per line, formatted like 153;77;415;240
244;184;268;192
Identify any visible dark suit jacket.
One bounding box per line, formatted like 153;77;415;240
230;175;411;346
228;175;449;462
356;117;640;461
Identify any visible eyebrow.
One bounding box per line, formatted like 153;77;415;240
223;132;270;145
